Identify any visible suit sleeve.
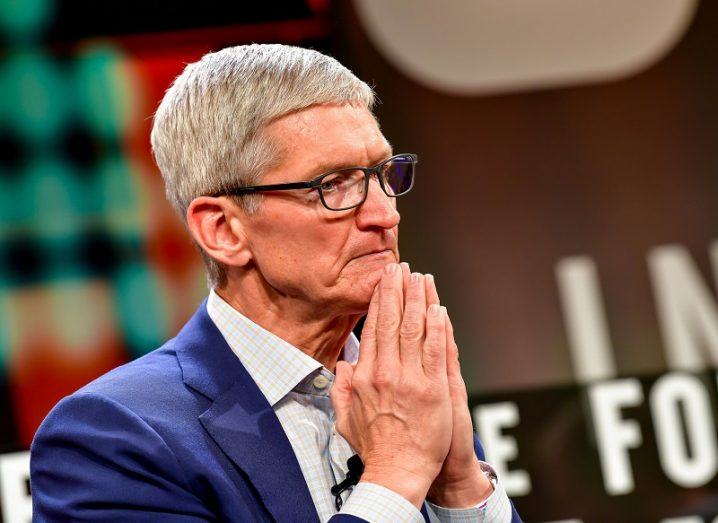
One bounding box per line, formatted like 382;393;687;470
30;392;215;522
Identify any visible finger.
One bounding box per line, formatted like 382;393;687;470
422;304;447;378
375;263;403;373
357;283;380;368
445;307;459;375
331;361;355;436
425;273;440;307
399;272;426;367
400;262;411;295
444;309;468;403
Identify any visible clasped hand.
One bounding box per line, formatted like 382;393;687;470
331;262;493;509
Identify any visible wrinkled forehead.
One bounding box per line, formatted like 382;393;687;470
262;103;393;178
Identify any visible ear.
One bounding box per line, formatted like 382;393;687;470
186;196;253;269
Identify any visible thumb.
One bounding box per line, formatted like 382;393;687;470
331;360;354;423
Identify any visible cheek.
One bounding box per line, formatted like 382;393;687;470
250;203;356;279
258;224;348;278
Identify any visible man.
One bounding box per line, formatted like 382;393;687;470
30;44;521;522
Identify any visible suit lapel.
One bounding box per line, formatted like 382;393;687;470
176;301;319;522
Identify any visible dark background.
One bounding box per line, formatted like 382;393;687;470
1;0;717;521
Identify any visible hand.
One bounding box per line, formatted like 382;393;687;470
424;277;494;508
331;263;453;508
396;265;492;507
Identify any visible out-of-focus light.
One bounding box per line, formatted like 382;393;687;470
74;45;139;142
26;157;88;238
112;262;170;357
0;168;16;232
0;289;9;372
47;279;117;356
0;51;70;143
0;0;54;42
354;0;698;95
0;163;39;230
96;154;145;241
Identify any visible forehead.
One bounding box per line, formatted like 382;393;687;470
264;104;391;174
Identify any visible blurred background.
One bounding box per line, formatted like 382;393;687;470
1;0;718;521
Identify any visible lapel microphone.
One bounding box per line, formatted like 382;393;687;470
331;454;364;511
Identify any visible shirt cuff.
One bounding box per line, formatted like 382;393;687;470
425;461;513;523
340;481;425;523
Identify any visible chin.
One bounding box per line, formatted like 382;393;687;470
330;276;380;315
361;263;387;291
333;255;396;313
355;270;385;309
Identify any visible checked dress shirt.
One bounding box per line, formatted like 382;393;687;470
207;289;512;522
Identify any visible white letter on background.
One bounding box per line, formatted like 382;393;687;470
651;373;718;487
588;379;643;495
556;256;616;383
473;402;531;496
0;451;31;523
649;245;718;371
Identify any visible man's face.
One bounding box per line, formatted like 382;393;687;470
240;103;401;314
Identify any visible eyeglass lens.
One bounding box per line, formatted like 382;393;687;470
320;156;414;210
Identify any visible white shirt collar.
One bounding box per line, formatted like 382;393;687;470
206;289;359;406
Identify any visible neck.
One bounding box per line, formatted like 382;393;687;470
216;272;361;372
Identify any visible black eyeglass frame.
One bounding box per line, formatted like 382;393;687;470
211;153;418;211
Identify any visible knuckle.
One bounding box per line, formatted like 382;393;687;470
360;329;377;342
373;368;394;388
376;314;400;333
426;323;446;344
416;387;439;404
399;318;423;340
405;380;427;397
425;332;444;352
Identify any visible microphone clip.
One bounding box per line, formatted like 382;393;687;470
331;454;364;511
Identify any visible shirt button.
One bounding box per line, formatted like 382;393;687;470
313;375;330;389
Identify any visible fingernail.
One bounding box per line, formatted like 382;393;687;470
385;263;396;274
429;304;440;316
441;306;447;316
411;272;421;284
426;274;434;285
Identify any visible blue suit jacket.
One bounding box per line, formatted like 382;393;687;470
31;300;522;522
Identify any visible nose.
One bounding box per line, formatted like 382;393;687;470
354;177;401;230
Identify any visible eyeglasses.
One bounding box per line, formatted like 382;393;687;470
212;153;417;211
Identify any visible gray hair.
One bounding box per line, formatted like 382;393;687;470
150;44;376;288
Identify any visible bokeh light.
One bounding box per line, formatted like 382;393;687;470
112;261;170;357
0;51;71;144
74;45;139;142
0;0;54;42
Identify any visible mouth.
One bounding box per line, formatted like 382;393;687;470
353;249;396;261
